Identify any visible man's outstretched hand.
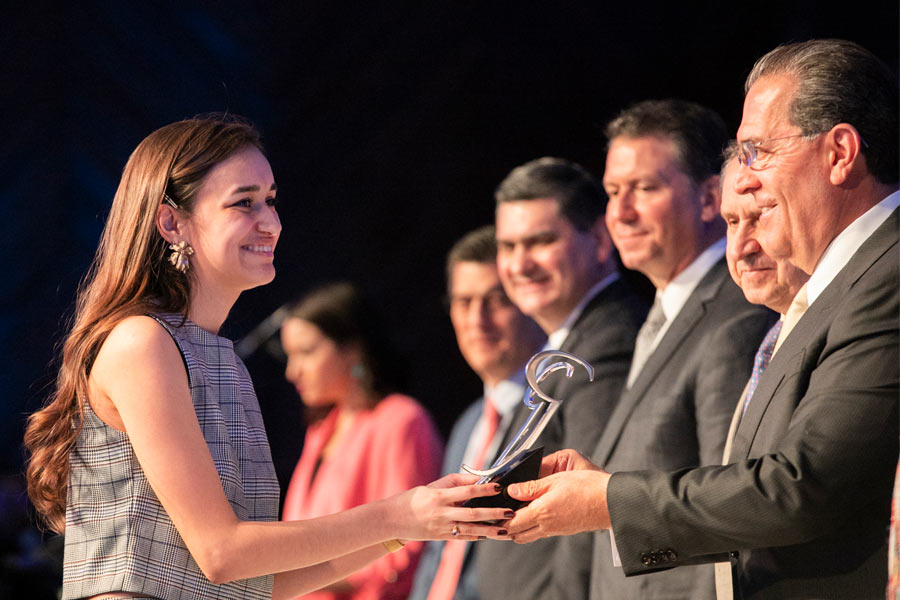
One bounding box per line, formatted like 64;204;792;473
504;449;613;543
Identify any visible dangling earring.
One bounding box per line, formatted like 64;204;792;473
168;241;194;273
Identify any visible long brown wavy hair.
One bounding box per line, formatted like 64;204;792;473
23;115;263;533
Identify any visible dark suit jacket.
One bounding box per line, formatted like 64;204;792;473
477;278;648;600
409;399;484;600
589;257;777;600
607;209;899;599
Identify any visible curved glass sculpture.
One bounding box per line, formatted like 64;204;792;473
462;349;594;483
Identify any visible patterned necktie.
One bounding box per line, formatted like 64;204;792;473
742;320;783;414
426;398;499;600
627;296;667;388
717;285;809;597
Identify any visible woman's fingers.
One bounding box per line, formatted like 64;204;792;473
428;472;480;488
441;519;511;541
439;481;502;504
445;503;512;524
405;479;515;541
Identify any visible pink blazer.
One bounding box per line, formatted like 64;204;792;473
282;394;443;600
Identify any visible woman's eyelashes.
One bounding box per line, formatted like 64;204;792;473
230;196;278;209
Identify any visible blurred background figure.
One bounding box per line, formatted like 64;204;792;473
483;157;648;599
280;282;443;600
410;225;545;600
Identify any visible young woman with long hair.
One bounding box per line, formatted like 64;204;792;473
23;115;508;600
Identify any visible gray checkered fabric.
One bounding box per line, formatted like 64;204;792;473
63;313;280;599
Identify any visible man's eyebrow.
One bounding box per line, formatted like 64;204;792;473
232;183;278;194
497;230;556;245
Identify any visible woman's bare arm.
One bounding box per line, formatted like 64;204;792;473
90;316;508;584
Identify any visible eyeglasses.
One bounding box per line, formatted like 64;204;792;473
738;126;870;170
736;134;814;169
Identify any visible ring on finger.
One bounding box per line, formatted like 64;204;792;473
451;524;460;537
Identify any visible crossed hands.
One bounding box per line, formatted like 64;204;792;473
502;449;613;544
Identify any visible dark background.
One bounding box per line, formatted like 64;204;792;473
1;1;896;594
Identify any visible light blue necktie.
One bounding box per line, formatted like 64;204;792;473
743;320;783;414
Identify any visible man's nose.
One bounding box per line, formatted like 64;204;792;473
508;245;536;275
734;164;761;196
732;226;762;261
608;191;637;223
467;298;492;327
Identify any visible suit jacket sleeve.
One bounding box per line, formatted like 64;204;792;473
606;246;899;576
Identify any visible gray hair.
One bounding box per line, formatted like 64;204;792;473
746;39;898;184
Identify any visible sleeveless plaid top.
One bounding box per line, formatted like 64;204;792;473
63;313;280;599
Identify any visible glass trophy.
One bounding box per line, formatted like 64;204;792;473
462;350;593;511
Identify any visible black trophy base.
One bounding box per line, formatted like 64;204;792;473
463;446;544;513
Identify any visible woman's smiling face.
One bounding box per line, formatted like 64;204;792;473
181;146;282;296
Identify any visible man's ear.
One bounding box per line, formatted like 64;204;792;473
156;203;184;243
826;123;865;186
591;217;614;264
698;175;722;223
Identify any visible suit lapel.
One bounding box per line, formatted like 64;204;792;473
731;208;899;458
497;282;622;451
558;280;624;355
593;259;728;466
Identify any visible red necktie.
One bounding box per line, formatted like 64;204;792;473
426;398;500;600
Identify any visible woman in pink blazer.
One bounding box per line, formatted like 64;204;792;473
281;282;443;600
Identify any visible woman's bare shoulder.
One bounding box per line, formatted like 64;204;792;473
104;315;175;351
94;315;183;381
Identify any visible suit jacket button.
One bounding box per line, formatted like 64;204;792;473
666;549;677;562
640;552;652;566
730;551;740;561
650;551;659;564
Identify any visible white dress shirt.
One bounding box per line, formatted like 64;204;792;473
806;190;900;306
646;238;726;355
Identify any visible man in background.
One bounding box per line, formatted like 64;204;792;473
409;225;545;600
716;154;809;466
582;98;776;600
478;157;647;599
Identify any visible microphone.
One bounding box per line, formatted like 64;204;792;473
235;305;289;359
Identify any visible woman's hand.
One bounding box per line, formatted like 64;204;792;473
389;473;512;541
